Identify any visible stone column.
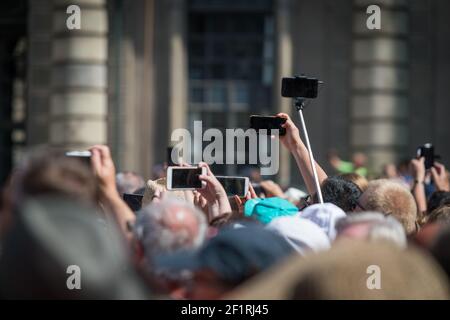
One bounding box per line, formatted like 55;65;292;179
168;0;188;134
27;0;52;146
351;0;409;172
50;0;108;149
275;0;293;186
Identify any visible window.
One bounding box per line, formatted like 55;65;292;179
188;0;274;175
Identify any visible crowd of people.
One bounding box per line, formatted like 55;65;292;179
0;112;449;299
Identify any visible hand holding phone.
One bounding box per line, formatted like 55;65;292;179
431;162;450;192
195;162;233;223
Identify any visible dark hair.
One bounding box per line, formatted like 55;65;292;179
317;176;362;212
430;227;450;283
427;206;450;225
427;191;450;214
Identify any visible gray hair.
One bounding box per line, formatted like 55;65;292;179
116;171;145;195
336;212;407;248
134;198;207;261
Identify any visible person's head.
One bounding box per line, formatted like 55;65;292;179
358;179;417;235
248;167;262;183
426;206;450;226
226;241;449;300
1;149;99;238
299;203;346;241
0;196;148;299
397;159;411;176
352;152;367;168
154;226;293;299
116;171;145;196
430;227;450;284
266;216;330;255
335;212;407;248
427;191;450;214
11;149;99;207
141;178;188;207
318;176;362;212
133;198;207;268
291;241;449;299
339;173;368;192
382;163;398;179
244;197;299;224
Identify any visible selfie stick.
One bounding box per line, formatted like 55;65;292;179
294;98;324;204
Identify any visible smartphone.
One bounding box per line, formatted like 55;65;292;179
65;150;92;167
166;166;207;190
123;193;143;212
417;143;435;170
281;76;319;98
250;116;286;136
216;176;249;197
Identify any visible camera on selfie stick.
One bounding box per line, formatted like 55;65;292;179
281;76;324;203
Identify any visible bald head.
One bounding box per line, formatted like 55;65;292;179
134;199;207;263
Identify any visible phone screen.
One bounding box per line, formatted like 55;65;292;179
281;77;319;98
250;116;286;136
123;193;143;212
171;168;203;189
216;176;247;197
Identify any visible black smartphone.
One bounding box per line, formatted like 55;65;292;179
123;193;143;212
417;143;435;170
250;116;287;136
166;166;206;190
65;151;92;167
281;76;319;98
216;176;249;197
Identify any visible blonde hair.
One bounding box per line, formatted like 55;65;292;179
362;179;417;234
340;173;369;192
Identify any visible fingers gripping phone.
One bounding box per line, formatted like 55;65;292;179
216;176;249;197
166;166;207;190
250;116;287;136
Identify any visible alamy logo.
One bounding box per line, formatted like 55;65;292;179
66;265;81;290
66;5;81;30
171;121;280;175
366;5;381;30
366;264;381;290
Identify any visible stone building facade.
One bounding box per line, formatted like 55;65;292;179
1;0;449;188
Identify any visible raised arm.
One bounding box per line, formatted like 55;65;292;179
411;157;427;216
90;145;136;243
277;112;328;196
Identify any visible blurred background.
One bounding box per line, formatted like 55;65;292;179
0;0;449;189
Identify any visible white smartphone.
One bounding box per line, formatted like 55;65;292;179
65;150;92;166
216;176;249;197
166;166;207;190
